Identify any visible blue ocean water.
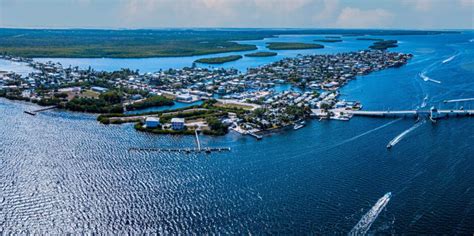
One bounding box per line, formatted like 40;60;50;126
0;59;36;76
1;31;474;234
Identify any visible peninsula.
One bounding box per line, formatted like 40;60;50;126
0;48;412;137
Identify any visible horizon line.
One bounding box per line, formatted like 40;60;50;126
0;26;470;31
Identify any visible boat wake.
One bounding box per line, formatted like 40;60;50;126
442;55;456;64
332;119;402;148
469;39;474;43
420;95;428;108
419;72;441;84
387;120;426;149
349;192;392;236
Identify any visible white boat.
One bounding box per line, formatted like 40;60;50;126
293;121;305;130
330;116;350;121
293;124;304;130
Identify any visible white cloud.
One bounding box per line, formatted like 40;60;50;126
313;0;340;22
459;0;474;7
335;7;394;28
401;0;433;11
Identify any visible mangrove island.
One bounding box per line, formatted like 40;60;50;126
195;55;243;64
244;52;278;57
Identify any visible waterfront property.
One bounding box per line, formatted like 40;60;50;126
145;117;160;128
171;118;185;130
0;48;413;136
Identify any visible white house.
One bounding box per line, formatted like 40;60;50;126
171;118;185;130
91;86;109;93
176;94;193;102
145;117;160;128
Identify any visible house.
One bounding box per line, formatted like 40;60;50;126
145;117;160;128
176;94;193;102
171;118;185;130
131;94;143;100
91;86;109;93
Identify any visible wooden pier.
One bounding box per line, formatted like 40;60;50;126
248;132;263;140
195;129;201;151
128;147;231;153
24;106;58;116
129;128;231;154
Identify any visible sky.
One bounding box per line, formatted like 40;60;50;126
0;0;473;29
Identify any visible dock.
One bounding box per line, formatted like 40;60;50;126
128;147;231;153
129;128;231;154
24;105;57;116
195;129;201;151
24;111;37;116
248;132;263;140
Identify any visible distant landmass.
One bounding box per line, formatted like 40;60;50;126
267;42;324;50
195;55;243;64
0;28;458;58
244;52;278;57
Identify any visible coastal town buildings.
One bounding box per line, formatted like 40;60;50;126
0;49;412;135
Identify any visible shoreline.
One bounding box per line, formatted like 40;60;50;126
1;47;413;138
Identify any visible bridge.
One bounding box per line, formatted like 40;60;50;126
344;109;474;119
314;107;474;121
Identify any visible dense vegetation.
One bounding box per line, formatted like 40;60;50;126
369;40;399;50
203;116;228;135
0;28;456;58
195;55;243;64
64;97;123;113
126;95;174;110
63;90;124;113
244;52;278;57
266;42;324;50
314;39;343;43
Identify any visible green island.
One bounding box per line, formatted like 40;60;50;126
244;52;278;57
369;40;399;50
314;39;343;43
266;42;324;50
0;28;456;58
195;55;243;64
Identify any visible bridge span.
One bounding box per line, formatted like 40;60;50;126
344;109;474;119
312;107;474;120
